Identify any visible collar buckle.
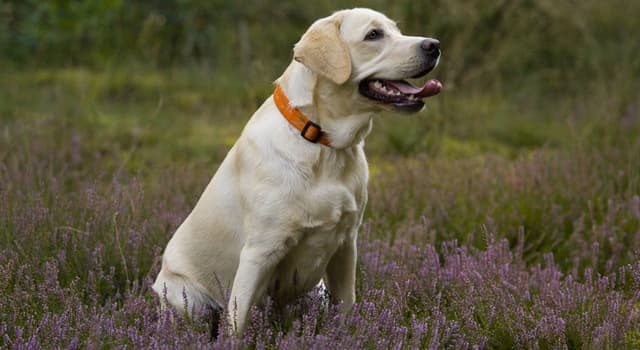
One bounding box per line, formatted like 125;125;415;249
300;120;322;143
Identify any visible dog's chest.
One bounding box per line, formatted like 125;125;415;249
244;144;368;302
269;173;364;301
270;201;358;301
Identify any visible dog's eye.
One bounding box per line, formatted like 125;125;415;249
364;29;384;41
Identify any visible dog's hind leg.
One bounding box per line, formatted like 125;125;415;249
152;267;214;318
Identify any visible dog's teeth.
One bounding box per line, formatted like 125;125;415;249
374;81;382;88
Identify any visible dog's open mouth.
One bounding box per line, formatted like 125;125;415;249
359;78;442;113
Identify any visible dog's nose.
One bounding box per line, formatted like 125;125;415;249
421;39;440;57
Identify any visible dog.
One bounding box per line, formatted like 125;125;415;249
152;7;441;335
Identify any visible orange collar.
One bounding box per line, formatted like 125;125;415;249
273;84;331;147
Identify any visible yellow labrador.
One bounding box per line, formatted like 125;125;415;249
152;7;441;335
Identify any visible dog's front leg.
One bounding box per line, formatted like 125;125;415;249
227;241;286;335
324;234;357;313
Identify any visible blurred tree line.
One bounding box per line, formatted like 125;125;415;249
1;0;639;95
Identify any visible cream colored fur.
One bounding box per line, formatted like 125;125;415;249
152;7;438;335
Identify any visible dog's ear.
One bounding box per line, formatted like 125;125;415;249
293;17;352;85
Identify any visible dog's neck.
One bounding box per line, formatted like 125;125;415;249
276;61;373;149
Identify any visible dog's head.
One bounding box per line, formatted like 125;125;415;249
293;8;441;114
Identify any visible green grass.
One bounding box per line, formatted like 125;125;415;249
1;66;584;166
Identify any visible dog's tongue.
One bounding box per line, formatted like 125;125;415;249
387;79;442;97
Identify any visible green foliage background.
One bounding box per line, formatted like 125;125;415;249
4;0;639;93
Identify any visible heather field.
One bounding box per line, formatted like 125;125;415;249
2;1;640;349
